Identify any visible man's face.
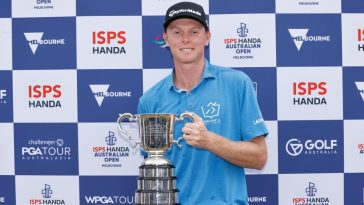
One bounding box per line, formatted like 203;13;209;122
163;18;210;65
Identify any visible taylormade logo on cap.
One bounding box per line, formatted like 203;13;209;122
169;9;202;17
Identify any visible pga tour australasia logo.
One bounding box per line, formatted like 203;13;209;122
285;138;337;156
22;139;71;161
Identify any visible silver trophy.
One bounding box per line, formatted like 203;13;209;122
117;112;196;205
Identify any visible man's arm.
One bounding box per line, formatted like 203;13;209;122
182;115;267;170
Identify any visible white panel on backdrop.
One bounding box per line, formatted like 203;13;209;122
342;14;364;66
16;175;79;204
209;14;276;68
279;173;343;205
143;69;171;93
0;123;14;175
76;16;142;69
276;0;341;14
142;0;209;16
246;121;278;175
0;19;12;70
344;120;364;173
78;123;143;176
277;67;343;120
13;70;77;122
12;0;76;18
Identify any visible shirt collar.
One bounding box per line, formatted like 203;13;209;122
168;59;216;91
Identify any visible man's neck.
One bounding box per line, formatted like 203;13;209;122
173;59;205;92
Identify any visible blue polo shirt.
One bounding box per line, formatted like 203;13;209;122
137;60;268;205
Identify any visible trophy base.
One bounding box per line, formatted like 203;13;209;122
136;164;180;205
135;190;180;205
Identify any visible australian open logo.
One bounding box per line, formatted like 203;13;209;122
29;184;66;205
22;139;71;160
286;138;338;156
224;22;262;60
92;131;130;168
292;182;330;205
201;102;221;125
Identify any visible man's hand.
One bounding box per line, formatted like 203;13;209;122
182;114;211;149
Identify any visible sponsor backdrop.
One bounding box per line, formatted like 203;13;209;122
0;0;364;204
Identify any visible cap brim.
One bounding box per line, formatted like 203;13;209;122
163;15;208;31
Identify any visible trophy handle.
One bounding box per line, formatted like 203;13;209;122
174;112;197;148
117;113;141;148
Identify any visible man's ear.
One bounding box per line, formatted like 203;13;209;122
163;32;169;47
205;31;211;46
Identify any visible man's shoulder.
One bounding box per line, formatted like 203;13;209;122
209;63;251;82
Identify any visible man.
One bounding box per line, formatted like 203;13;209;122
137;1;268;204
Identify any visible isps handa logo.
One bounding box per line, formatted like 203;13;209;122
286;138;337;156
224;22;262;60
292;81;327;106
29;184;66;205
28;84;62;108
92;131;130;168
358;28;364;52
292;182;330;205
92;31;127;54
22;139;71;161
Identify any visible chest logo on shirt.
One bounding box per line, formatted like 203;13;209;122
201;102;220;118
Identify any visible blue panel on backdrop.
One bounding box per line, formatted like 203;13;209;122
342;0;364;13
276;14;342;66
14;123;79;175
77;69;143;122
79;176;137;205
344;173;364;205
0;0;11;17
209;0;275;14
343;67;364;119
142;16;173;69
77;0;141;16
142;16;209;69
0;176;15;205
0;71;13;122
246;174;278;205
278;120;343;174
236;67;277;121
12;17;76;70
